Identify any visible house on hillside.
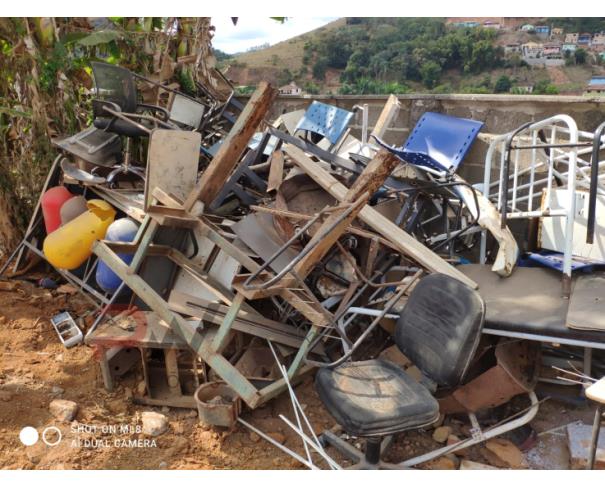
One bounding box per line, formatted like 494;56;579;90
535;25;551;38
483;20;501;30
565;33;579;44
279;82;302;96
451;21;480;28
587;76;605;95
578;33;592;46
543;43;562;59
592;32;605;50
522;42;543;58
520;24;535;32
552;27;564;37
562;43;577;55
504;43;521;55
512;84;534;94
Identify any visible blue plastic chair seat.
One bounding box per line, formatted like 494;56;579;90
294;101;354;146
374;112;484;175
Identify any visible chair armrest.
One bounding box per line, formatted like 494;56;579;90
92;99;122;119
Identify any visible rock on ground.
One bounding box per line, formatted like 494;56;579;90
432;426;452;443
49;399;78;422
423;454;458;470
484;438;528;469
141;411;169;437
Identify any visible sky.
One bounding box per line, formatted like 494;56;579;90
211;17;339;54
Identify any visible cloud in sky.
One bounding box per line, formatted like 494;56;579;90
211;17;339;54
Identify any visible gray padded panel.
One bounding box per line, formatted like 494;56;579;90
315;359;439;437
394;273;485;388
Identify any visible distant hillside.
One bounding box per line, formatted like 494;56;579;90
224;17;603;95
235;18;346;70
223;18;346;88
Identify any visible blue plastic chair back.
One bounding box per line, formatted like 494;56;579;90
374;112;484;175
294;101;354;145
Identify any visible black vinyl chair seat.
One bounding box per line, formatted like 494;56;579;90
93;117;149;138
315;359;440;437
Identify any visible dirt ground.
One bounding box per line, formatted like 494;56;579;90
0;274;599;470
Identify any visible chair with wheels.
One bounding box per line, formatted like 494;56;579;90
314;273;485;469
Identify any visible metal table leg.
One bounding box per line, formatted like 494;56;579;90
587;403;603;470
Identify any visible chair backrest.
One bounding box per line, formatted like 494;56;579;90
294;101;354;146
169;93;205;129
91;62;138;113
394;273;485;388
374;112;484;175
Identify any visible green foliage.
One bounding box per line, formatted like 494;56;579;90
303;81;320;94
459;76;492;94
38;42;70;93
338;78;410;95
213;48;232;61
575;48;587;65
277;68;293;86
177;67;196;95
76;30;123;47
494;75;513;93
304;18;503;91
235;85;255;95
432;83;453;94
504;53;528;69
420;60;442;88
533;79;559;95
312;57;328;80
547;18;605;34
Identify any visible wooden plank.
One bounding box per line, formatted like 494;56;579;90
266;149;285;192
184;82;277;210
145;129;200;211
249;205;402;252
167;290;313;350
283;144;478;289
294;195;369;278
344;149;400;202
146;205;198;228
92;241;262;407
370;94;401;140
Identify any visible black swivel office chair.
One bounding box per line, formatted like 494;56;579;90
91;62;176;184
315;273;485;469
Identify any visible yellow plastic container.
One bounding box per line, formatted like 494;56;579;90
43;199;116;270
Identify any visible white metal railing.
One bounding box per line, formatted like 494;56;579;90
480;115;605;293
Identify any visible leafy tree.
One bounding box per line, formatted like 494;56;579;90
533;79;559;95
494;75;512;93
312;57;328;80
420;60;442;88
303;81;320;94
213;48;232;61
277;68;292;86
575;48;587;65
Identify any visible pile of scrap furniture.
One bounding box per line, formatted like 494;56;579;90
3;61;605;469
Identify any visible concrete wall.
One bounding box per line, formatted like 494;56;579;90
239;93;605;184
